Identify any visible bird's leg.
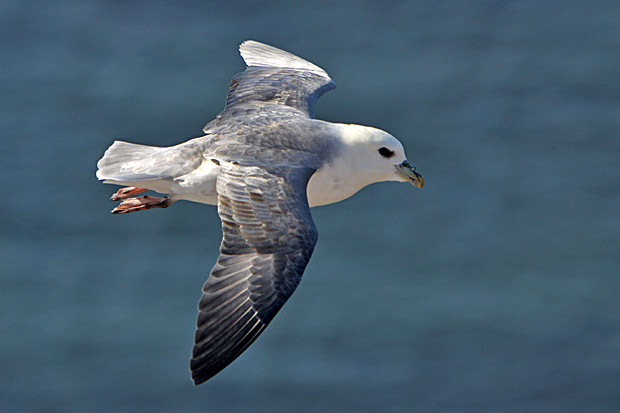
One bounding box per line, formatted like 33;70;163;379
111;195;175;214
110;186;148;201
109;187;174;214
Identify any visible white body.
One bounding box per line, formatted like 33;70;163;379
99;123;411;208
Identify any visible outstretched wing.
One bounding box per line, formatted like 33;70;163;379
190;163;318;384
205;40;336;131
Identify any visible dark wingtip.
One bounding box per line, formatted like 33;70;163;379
191;372;210;386
190;358;219;385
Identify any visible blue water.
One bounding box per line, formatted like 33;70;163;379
2;0;619;411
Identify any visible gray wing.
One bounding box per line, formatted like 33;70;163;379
204;40;335;133
190;163;318;384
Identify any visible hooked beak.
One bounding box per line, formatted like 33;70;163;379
395;160;424;188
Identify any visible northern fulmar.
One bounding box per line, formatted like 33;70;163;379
96;40;424;384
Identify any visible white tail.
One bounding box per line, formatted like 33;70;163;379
96;141;167;182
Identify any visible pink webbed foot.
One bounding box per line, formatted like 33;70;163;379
111;195;175;214
110;187;148;201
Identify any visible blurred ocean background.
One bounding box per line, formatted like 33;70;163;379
2;0;619;411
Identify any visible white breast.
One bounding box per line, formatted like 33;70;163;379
306;161;366;207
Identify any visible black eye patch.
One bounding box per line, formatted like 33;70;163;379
378;147;394;158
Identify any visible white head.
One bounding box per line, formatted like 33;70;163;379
307;123;423;207
338;123;424;187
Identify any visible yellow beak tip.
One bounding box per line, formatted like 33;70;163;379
416;176;425;188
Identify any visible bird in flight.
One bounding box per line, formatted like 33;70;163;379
96;40;424;384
